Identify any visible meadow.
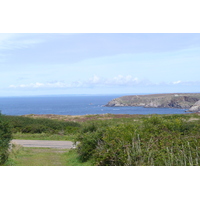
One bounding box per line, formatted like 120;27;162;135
1;113;200;166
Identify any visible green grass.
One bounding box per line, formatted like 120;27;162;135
64;150;94;166
2;113;200;166
5;144;93;166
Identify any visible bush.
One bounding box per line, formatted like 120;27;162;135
75;115;200;166
0;116;12;165
75;121;109;162
2;115;80;134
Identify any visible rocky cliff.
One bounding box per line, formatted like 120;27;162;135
105;93;200;110
188;100;200;112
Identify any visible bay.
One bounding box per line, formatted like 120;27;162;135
0;95;187;116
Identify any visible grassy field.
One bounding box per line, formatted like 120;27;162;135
5;144;93;166
2;113;200;166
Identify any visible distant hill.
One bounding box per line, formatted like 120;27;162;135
105;93;200;111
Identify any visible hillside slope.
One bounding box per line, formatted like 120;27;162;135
105;93;200;110
188;100;200;112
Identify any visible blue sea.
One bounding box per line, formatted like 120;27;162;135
0;95;187;116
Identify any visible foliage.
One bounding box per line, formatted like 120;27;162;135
0;115;12;165
1;113;200;166
76;121;109;162
75;114;200;166
1;115;80;135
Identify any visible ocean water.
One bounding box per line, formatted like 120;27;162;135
0;95;187;116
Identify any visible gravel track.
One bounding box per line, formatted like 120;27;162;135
11;139;74;149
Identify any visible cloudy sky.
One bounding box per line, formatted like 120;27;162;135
0;33;200;96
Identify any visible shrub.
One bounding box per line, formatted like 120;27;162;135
0;116;12;165
2;115;80;134
75;121;109;162
76;115;200;166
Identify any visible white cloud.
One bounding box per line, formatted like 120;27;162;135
0;34;44;50
87;75;101;84
171;80;200;86
105;75;140;86
9;75;144;89
173;80;182;84
85;75;149;87
9;81;83;89
0;39;44;50
10;75;200;90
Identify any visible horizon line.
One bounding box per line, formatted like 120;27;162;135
0;92;200;98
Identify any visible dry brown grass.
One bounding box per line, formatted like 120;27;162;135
23;113;142;123
187;117;200;122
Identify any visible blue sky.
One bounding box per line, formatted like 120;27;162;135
0;33;200;96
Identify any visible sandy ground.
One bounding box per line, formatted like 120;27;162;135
11;139;74;149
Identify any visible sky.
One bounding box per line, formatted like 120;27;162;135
1;1;200;197
0;33;200;96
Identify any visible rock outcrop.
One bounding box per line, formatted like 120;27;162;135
105;93;200;110
188;100;200;112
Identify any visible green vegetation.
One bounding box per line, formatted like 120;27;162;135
63;149;94;166
2;115;80;141
1;113;200;166
5;144;93;166
75;114;200;166
0;114;12;165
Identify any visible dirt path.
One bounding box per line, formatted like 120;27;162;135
11;139;74;149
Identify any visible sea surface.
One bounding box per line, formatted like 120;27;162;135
0;95;187;116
